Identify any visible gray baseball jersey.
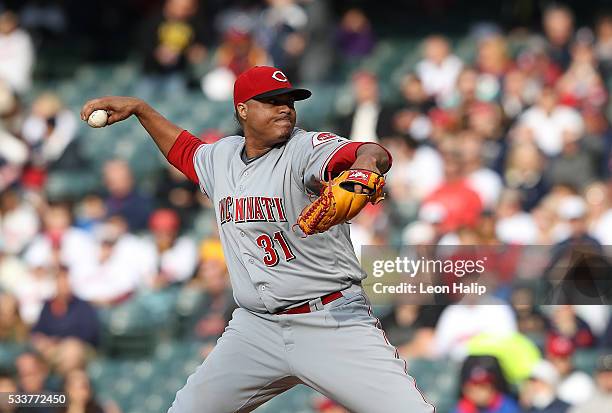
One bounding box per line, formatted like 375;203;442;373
193;127;365;313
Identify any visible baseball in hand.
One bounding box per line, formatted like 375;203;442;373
87;110;108;128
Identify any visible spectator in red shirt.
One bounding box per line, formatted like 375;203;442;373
423;143;483;233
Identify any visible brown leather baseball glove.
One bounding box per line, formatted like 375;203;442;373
295;169;385;236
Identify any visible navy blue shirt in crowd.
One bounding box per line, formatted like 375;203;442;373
105;190;153;231
33;296;100;346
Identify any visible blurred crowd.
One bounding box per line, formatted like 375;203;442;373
1;1;612;413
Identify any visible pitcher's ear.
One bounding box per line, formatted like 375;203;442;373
236;103;248;123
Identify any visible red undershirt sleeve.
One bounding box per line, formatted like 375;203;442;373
166;130;205;184
325;142;393;178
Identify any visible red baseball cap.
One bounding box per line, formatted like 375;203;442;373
466;367;495;385
149;208;180;232
233;66;311;107
546;334;575;358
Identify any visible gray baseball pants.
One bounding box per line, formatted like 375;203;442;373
168;286;435;413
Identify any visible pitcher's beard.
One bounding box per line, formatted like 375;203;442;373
276;124;294;142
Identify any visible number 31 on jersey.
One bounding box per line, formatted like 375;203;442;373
256;231;296;266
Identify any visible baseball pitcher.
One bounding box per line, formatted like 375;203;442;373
81;65;435;413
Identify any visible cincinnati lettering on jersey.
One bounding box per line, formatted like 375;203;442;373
218;196;287;224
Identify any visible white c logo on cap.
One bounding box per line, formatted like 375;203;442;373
272;70;288;82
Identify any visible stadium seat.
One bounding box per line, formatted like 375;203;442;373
0;342;26;372
144;394;167;412
46;170;98;200
189;208;218;240
295;83;337;128
98;299;162;357
407;358;460;412
573;349;602;374
133;360;155;380
173;288;205;337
